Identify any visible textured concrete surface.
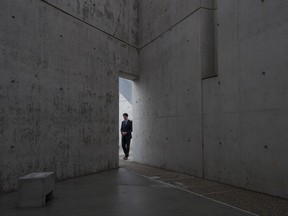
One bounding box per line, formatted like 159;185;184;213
0;0;138;193
0;168;255;216
202;0;288;199
17;172;55;207
1;0;288;203
134;1;214;179
134;0;288;199
120;159;288;216
43;0;139;47
138;0;215;48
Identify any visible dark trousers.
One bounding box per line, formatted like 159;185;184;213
122;136;131;157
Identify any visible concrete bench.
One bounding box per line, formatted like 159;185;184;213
17;172;55;208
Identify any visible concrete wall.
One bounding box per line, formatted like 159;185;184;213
0;0;138;193
203;0;288;199
2;0;288;199
133;0;215;177
134;0;288;199
44;0;139;47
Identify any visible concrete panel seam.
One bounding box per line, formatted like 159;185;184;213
202;74;218;80
139;7;216;50
201;78;205;179
40;0;139;50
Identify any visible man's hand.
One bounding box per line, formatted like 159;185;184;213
122;132;127;136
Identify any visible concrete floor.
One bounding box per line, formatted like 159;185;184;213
120;158;288;216
0;167;254;216
1;153;287;216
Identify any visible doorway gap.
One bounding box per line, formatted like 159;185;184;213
119;77;134;160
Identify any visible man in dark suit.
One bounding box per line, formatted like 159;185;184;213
121;113;132;160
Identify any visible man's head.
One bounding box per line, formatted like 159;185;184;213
123;113;128;120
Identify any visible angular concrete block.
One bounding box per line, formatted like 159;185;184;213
17;172;55;208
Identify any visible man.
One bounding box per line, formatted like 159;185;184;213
121;113;132;160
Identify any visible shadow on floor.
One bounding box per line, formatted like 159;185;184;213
1;167;254;216
119;158;288;216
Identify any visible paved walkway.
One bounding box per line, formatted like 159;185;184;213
120;157;288;216
1;168;254;216
0;155;287;216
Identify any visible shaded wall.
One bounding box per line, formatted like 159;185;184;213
203;0;288;199
134;0;288;199
134;0;215;177
0;0;138;193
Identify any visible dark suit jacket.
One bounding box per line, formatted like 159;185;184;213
121;120;132;139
